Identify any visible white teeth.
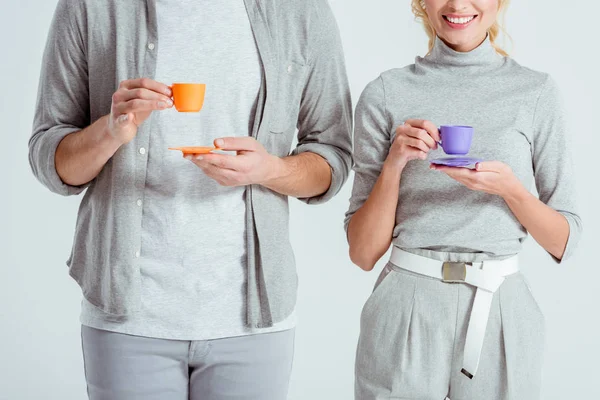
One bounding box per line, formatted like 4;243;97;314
447;16;475;24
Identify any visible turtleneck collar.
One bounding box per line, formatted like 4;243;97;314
418;35;504;70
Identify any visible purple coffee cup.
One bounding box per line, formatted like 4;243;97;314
438;125;473;155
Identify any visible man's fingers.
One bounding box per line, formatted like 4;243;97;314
197;154;247;172
214;137;260;152
115;99;170;115
190;159;241;186
116;88;173;105
118;78;172;97
189;158;219;174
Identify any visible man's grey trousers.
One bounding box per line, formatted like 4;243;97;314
81;326;295;400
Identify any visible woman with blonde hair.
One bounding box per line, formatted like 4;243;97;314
345;0;582;399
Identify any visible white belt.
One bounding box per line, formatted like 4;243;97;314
389;247;519;379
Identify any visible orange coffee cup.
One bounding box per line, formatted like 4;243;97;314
171;83;206;112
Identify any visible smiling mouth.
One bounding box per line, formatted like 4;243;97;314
443;15;478;25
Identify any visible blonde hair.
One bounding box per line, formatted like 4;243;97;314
411;0;511;57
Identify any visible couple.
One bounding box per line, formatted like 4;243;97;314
29;0;581;399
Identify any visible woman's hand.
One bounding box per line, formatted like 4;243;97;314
430;161;523;198
386;119;440;169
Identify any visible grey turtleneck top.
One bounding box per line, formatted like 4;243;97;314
345;36;582;262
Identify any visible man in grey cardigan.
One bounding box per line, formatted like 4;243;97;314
29;0;352;398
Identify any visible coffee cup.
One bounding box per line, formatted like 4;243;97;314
438;125;473;155
171;83;206;112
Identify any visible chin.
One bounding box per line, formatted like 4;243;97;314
440;32;480;50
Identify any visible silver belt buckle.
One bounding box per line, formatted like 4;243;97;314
442;262;467;283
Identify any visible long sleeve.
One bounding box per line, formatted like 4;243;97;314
344;76;390;233
291;0;353;205
531;75;583;262
29;0;91;196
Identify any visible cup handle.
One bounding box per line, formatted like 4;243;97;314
437;126;442;147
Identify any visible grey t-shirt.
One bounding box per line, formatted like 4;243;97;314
81;0;295;340
345;36;582;263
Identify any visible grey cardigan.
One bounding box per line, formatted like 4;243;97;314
29;0;353;328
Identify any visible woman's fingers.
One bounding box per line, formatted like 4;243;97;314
403;125;438;149
404;119;441;142
401;136;431;153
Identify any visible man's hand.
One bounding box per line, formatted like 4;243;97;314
108;78;173;145
187;137;282;187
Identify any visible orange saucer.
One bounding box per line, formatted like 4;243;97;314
168;146;221;156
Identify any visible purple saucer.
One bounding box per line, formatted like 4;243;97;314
430;157;483;168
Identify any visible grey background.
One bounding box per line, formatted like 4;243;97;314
1;0;598;399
